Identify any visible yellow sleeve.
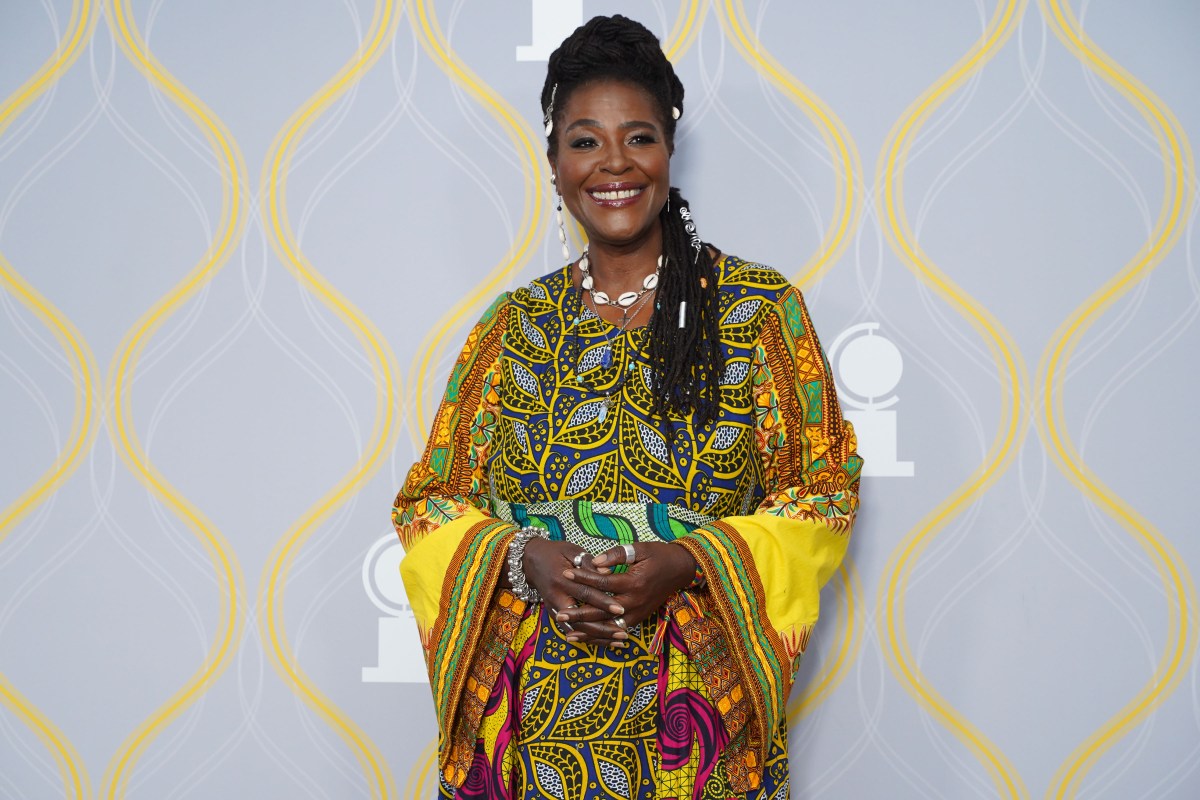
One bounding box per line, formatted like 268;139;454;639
733;282;859;661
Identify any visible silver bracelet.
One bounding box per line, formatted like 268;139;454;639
507;526;549;603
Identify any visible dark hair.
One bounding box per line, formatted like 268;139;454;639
542;15;723;426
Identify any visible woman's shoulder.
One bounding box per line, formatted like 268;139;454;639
461;266;570;332
717;253;797;304
507;265;573;311
715;254;825;352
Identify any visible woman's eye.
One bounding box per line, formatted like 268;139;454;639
569;137;597;149
629;133;657;145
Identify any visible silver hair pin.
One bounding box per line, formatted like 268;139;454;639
680;206;703;264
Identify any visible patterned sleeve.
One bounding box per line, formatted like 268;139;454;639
392;292;509;554
673;283;862;793
392;292;529;786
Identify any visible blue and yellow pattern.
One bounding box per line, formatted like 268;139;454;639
395;255;860;797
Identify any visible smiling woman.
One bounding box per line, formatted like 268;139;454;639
551;81;672;253
393;14;862;800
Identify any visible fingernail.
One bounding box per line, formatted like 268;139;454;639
597;568;612;575
562;570;575;579
566;634;581;642
556;613;569;622
614;631;628;640
609;604;624;614
593;555;609;566
610;641;627;649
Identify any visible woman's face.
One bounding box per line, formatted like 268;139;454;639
549;80;671;253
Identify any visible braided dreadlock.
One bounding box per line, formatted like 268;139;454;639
542;15;723;426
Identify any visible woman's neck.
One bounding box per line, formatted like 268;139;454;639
580;239;662;294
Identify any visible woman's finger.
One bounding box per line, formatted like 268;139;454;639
544;593;584;632
564;634;627;648
555;603;613;625
591;541;637;569
566;618;626;640
563;621;620;640
566;580;623;615
564;567;643;610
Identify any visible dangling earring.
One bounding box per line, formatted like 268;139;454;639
552;173;569;260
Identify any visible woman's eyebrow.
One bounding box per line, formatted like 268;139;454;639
563;118;660;134
564;118;601;134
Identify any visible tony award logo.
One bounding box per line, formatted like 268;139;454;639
829;323;914;477
516;0;584;61
361;534;427;684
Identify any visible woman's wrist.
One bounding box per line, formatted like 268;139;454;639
666;542;703;591
506;526;549;602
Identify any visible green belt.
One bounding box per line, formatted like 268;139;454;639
491;498;715;556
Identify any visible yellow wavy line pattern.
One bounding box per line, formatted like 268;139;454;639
405;739;438;800
100;0;250;796
1036;2;1198;796
663;0;707;63
876;1;1032;798
258;2;403;798
0;1;96;140
0;5;99;797
714;0;863;289
713;0;864;720
0;5;100;565
406;0;550;443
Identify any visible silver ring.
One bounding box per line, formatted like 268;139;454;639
622;543;636;564
614;616;627;630
573;552;586;569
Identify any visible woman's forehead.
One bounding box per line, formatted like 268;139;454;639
560;79;662;119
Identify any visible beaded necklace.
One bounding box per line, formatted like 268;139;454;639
568;282;655;423
579;248;662;313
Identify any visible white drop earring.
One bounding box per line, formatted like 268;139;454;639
552;174;569;261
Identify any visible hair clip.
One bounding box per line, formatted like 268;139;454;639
544;83;558;136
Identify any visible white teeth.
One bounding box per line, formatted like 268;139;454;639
592;188;642;201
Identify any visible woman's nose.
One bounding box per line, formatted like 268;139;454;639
601;142;632;174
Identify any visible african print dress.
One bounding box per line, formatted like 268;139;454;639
394;256;861;800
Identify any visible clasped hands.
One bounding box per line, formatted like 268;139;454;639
520;538;696;648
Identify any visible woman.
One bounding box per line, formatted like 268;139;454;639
394;15;861;799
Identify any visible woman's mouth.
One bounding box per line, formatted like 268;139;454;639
588;184;644;206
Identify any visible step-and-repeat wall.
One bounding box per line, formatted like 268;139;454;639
2;1;1198;797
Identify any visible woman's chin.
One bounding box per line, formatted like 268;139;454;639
580;223;660;251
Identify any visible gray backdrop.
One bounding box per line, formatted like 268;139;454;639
2;1;1199;798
